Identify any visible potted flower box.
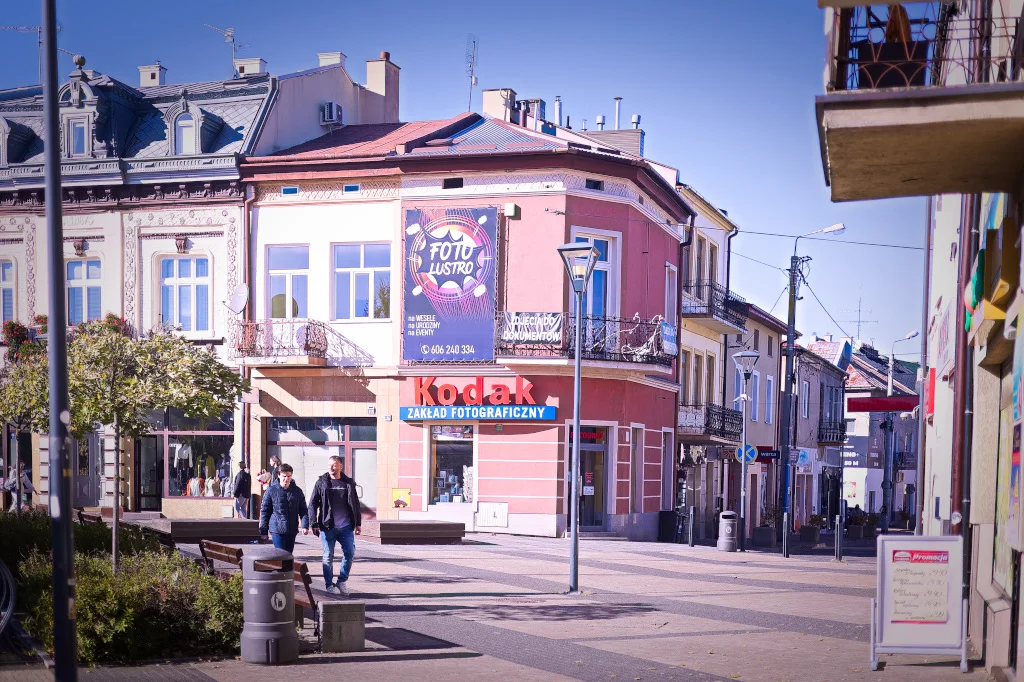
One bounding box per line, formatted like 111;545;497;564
799;514;824;544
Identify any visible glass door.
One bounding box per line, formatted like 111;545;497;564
580;449;605;528
72;432;102;508
136;436;164;511
352;448;378;511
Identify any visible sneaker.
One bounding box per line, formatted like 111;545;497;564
325;585;340;595
338;582;350;596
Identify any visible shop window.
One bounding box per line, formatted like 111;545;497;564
67;259;101;325
168;435;233;497
0;260;12;322
159;256;211;333
333;243;391;320
268;245;309;319
431;425;473;504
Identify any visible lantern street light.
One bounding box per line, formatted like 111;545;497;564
733;350;760;552
557;242;600;594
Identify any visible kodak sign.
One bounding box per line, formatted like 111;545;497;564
413;376;536;406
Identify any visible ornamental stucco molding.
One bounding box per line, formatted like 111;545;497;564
124;220;139;327
255;180;399;203
23;216;37;318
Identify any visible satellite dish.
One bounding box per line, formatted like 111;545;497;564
224;284;249;315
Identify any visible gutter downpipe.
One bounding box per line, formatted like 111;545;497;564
916;195;933;535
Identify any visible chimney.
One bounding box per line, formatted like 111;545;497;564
366;51;400;123
233;57;267;76
613;96;622;130
582;118;588;131
317;51;347;67
138;61;167;87
631;114;641;130
519;100;530;128
596;115;605;130
482;88;517;122
554;95;563;126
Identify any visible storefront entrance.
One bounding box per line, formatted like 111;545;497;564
136;436;164;511
570;426;607;530
72;433;103;508
431;425;473;504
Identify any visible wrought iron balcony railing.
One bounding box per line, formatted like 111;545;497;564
495;311;674;367
236;318;329;360
825;4;1019;92
818;420;848;445
680;280;747;329
677;402;743;443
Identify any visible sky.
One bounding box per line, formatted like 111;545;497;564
0;0;927;360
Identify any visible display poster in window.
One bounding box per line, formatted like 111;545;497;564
403;207;497;362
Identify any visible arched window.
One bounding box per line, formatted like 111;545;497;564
174;113;195;155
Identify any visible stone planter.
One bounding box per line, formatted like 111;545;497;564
752;526;777;548
847;525;864;540
799;525;821;544
864;527;877;541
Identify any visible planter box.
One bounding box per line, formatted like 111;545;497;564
799;525;821;544
752;526;777;548
847;525;864;540
863;527;877;541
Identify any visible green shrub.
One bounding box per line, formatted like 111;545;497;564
19;549;242;664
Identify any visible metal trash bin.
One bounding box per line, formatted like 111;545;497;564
716;510;738;552
240;547;299;665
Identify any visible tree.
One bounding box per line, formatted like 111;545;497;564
0;351;48;513
69;316;247;571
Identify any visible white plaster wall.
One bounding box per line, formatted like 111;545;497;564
252;199;401;366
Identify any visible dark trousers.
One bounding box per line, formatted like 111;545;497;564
271;532;297;554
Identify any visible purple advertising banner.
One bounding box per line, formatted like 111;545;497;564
403;207;498;362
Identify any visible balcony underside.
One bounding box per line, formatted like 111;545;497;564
238;356;327;368
817;83;1024;202
680;314;745;336
676;432;741;447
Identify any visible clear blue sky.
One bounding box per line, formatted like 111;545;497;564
2;0;926;360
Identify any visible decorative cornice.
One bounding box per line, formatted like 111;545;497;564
0;180;241;208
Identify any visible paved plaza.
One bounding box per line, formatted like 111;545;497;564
1;534;994;681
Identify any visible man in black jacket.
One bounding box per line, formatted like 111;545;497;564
232;460;251;519
308;455;361;595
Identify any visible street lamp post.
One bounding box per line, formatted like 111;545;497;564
734;350;760;552
557;242;600;594
882;330;919;534
779;223;846;550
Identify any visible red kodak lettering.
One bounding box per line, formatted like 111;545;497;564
463;377;484;405
489;383;511;405
414;377;436;406
516;376;536;405
437;384;458;405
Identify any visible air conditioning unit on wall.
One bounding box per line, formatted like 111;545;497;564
320;101;342;126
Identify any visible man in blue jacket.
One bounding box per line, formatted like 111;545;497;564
308;455;361;595
259;463;309;553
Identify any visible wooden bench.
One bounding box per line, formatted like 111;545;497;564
199;539;243;576
361;520;465;545
76;509;104;525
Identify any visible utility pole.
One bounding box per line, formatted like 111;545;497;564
779;253;800;548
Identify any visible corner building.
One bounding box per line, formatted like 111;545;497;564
240;96;696;539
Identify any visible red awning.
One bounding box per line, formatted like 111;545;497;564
847;396;919;413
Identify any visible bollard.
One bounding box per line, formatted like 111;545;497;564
835;514;843;561
688;506;695;547
782;512;790;558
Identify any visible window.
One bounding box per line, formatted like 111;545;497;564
630;427;642;513
280;186;299;196
343;184;360;194
442;177;464;190
174;113;195;155
681;244;691;293
664;264;677;322
695;237;705;283
706;354;716;405
753;329;760;351
573;235;613;320
585;178;605;191
708;243;718;284
67;259;101;325
159;256;211;333
751;371;760;422
733;366;742;409
70;120;86;156
0;261;12;323
333;243;391;320
268;246;309;319
768;335;774;357
801;380;810;419
679;350;690;402
661;431;674;511
693;354;704;405
766;375;775;424
430;425;473;504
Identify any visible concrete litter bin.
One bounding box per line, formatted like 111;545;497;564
240;547;299;665
717;511;738;552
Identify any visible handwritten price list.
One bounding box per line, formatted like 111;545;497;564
890;550;949;624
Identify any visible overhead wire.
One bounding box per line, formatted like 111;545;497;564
739;230;923;251
800;274;854;340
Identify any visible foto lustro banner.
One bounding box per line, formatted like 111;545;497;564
403;207;498;362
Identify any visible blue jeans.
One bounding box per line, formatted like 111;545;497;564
272;532;296;554
234;496;249;519
321;525;355;586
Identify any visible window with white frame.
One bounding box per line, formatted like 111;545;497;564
801;380;810;419
174;113;196;155
268;246;309;319
733;365;742;409
70;120;87;157
333;243;391;320
751;371;760;422
664;263;677;323
67;259;101;325
766;375;775;424
0;260;13;323
159;256;211;333
573;234;614;319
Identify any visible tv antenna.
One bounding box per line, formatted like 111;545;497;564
465;34;479;112
204;24;249;78
840;296;878;340
1;23;62;84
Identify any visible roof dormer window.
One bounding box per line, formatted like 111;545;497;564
70;120;87;157
174;113;195;155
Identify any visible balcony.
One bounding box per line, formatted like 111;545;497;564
677;402;743;445
495;312;674;368
680;281;747;334
818;3;1024;201
235;319;329;367
818;420;848;445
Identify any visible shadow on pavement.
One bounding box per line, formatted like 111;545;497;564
289;651;482;666
365;626;457;650
369;600;659;622
363;574;478;584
